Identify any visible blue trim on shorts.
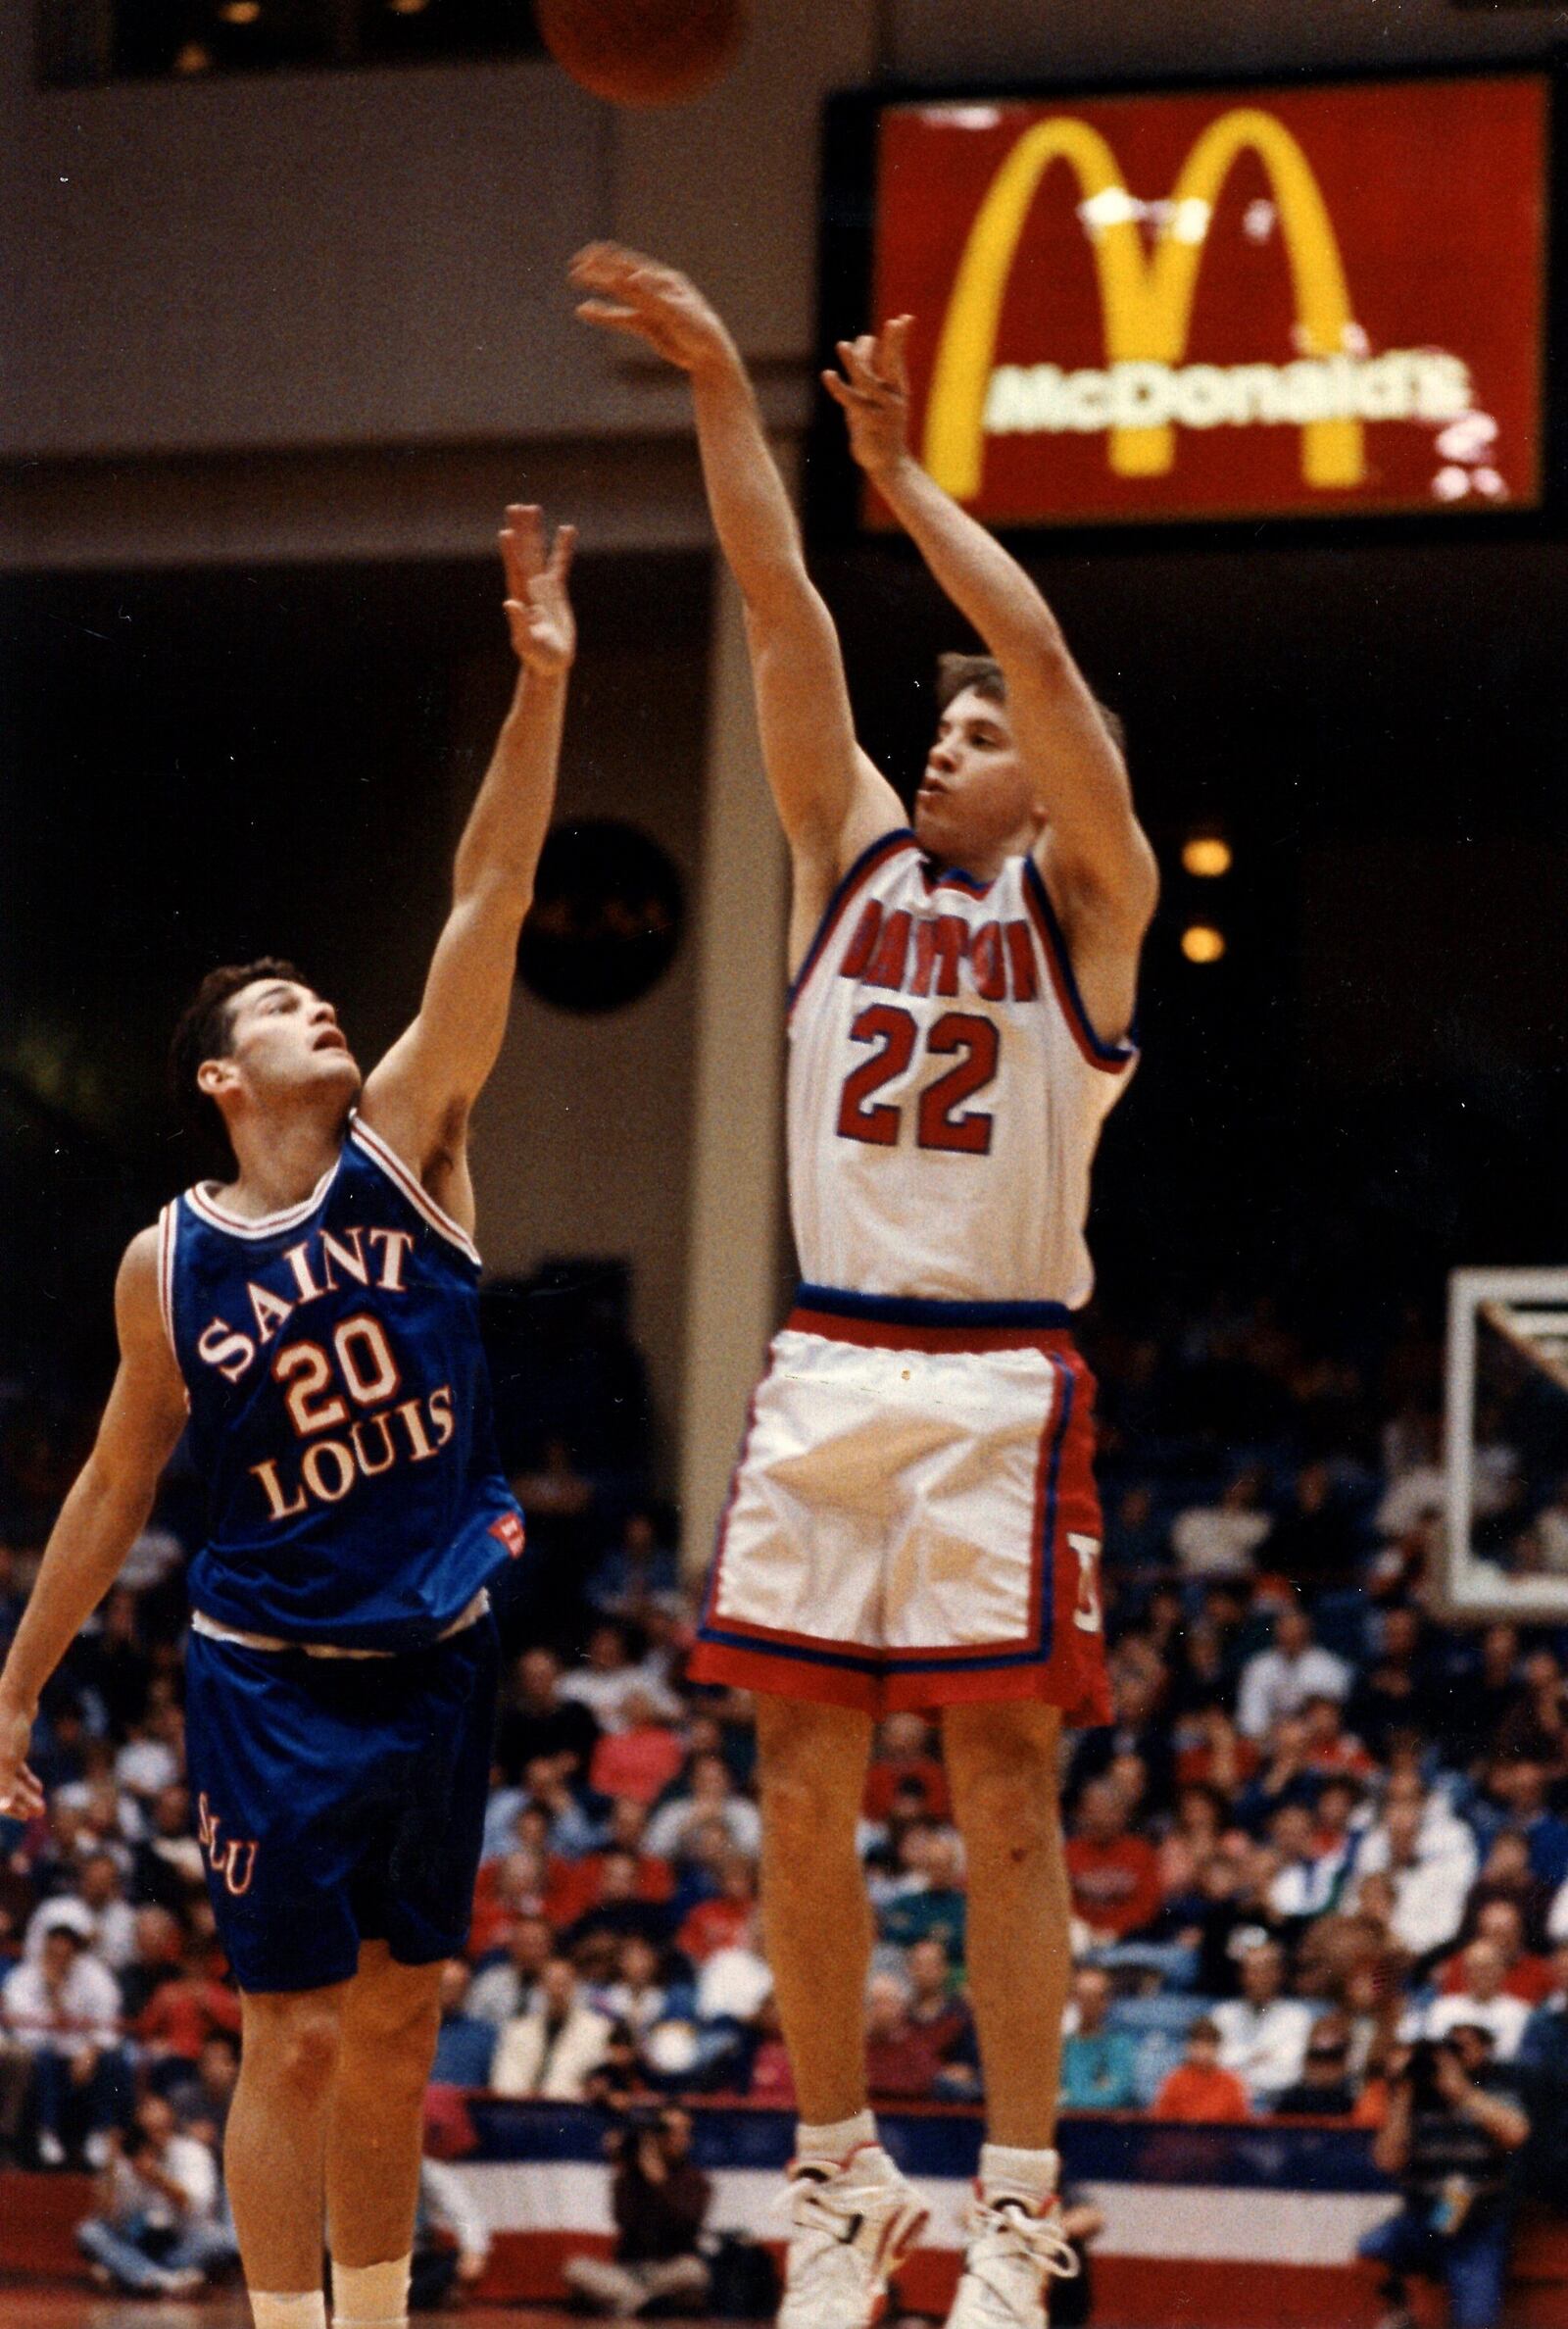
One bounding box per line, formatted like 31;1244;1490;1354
793;1283;1074;1330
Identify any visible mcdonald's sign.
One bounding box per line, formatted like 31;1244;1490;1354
851;74;1548;525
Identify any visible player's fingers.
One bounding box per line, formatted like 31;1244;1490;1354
884;314;914;391
837;338;877;391
506;503;544;577
549;522;578;581
821;370;859;407
575;299;659;340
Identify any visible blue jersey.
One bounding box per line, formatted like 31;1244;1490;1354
160;1115;525;1651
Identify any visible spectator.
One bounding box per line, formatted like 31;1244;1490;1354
590;1691;687;1808
863;1971;936;2101
1237;1608;1350;1742
877;1828;968;1961
1150;2019;1251;2124
1483;1758;1568;1891
430;1960;497;2088
1170;1464;1272;1581
131;1783;208;1916
562;1848;675;1955
164;2029;241;2152
1059;1966;1139;2111
1420;1942;1533;2063
643;1754;761;1864
1255;1461;1360;1593
26;1851;137;1971
1211;1937;1314;2106
1461;1830;1554;1954
491;1957;613;2101
1438;1899;1552;2006
587;1507;681;1622
904;1936;976;2096
2;1923;127;2166
560;1623;680;1735
1352;1794;1475;1961
1065;1779;1162;1944
862;1712;951;1824
467;1913;556;2029
676;1853;758;1965
602;1934;688;2044
1272;2013;1359;2116
494;1645;601;1790
563;2106;711;2317
74;2094;236;2295
1359;2029;1529;2329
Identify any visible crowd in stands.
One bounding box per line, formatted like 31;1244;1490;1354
3;1280;1568;2295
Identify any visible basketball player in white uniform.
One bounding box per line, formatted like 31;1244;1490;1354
574;247;1157;2329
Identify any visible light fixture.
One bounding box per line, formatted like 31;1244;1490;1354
219;1;262;22
388;0;431;13
173;38;213;68
1181;924;1226;965
1181;833;1233;878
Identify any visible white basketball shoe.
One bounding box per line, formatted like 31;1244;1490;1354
944;2191;1081;2329
777;2142;930;2329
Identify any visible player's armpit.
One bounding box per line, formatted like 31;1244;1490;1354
1033;839;1151;1054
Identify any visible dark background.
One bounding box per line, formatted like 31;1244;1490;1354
4;526;1566;1407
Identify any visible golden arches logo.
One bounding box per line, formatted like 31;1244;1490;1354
923;107;1363;499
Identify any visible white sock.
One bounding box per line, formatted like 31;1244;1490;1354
796;2109;878;2167
252;2294;328;2329
979;2144;1059;2210
330;2255;412;2328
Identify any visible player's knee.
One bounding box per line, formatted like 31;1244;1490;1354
346;1966;442;2081
757;1711;863;1847
247;1997;344;2097
947;1716;1061;1856
959;1761;1059;1858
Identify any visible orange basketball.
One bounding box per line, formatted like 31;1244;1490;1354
537;0;748;108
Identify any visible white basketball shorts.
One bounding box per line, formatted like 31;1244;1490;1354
689;1286;1111;1720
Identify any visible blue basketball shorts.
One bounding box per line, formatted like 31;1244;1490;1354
183;1610;499;1994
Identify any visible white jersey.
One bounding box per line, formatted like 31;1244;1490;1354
787;830;1137;1310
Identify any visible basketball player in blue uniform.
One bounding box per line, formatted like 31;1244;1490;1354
0;506;576;2329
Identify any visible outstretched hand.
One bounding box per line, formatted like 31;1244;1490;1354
570;243;736;376
822;315;915;478
0;1694;43;1822
501;504;577;677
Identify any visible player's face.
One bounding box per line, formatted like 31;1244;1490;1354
218;978;363;1112
915;686;1040;868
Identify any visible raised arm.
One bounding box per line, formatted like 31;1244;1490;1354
827;320;1158;1037
0;1230;190;1818
361;506;575;1226
571;244;903;958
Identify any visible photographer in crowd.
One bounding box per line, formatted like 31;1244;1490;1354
564;2104;711;2316
1359;2027;1530;2329
74;2092;236;2296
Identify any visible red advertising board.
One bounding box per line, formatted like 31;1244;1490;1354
865;74;1549;525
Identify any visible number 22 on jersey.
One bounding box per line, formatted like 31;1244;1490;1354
836;1004;1000;1156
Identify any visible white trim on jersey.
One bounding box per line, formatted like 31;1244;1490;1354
349;1115;482;1267
185;1153;343;1240
155;1202;178;1354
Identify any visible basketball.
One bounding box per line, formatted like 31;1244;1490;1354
537;0;748;108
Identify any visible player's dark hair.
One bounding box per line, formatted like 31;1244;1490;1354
935;650;1127;756
169;958;306;1168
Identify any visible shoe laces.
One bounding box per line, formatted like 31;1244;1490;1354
964;2195;1081;2285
